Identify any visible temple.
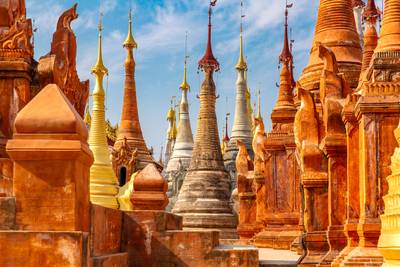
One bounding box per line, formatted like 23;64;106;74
2;0;400;266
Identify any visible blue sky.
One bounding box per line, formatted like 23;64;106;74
26;0;383;157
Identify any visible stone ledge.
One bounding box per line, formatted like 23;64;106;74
91;252;128;267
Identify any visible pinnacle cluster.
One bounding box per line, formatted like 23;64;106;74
0;0;400;267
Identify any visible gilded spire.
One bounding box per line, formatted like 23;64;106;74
123;9;137;49
91;15;108;81
88;14;119;209
198;0;220;71
167;98;178;140
165;33;194;176
180;32;190;91
84;105;92;126
236;0;247;70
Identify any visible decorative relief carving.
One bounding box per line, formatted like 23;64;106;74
112;137;138;184
37;4;89;116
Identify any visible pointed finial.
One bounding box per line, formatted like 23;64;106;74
180;32;190;91
279;1;293;65
91;12;109;76
198;0;220;71
236;0;247;70
84;106;92;126
224;112;230;141
124;8;138;48
256;88;262;120
363;0;381;24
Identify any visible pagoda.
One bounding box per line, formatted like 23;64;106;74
299;0;362;90
224;0;254;191
294;0;362;265
113;10;155;185
165;42;194;210
252;2;301;250
172;1;237;238
361;0;380;74
88;17;119;209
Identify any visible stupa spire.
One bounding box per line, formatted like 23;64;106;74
165;34;194;209
164;98;177;166
375;0;400;52
123;9;137;49
180;32;190;91
256;89;262;120
279;1;293;65
299;0;362;89
235;0;247;71
88;15;119;209
363;0;380;25
92;15;108;79
198;0;220;72
224;0;253;190
113;9;154;177
173;0;237;238
274;1;295;111
360;0;380;73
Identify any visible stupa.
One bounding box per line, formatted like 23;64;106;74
88;17;119;209
172;0;237;238
113;10;155;185
224;0;254;190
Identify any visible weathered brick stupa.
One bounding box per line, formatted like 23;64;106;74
88;18;119;210
223;0;253;190
299;0;362;90
293;0;362;265
341;0;400;265
332;1;380;265
113;11;155;185
253;3;301;250
172;0;237;238
166;44;194;210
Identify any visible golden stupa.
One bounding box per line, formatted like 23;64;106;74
88;17;119;209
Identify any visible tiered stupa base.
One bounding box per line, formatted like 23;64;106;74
173;170;237;239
